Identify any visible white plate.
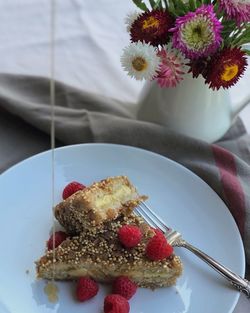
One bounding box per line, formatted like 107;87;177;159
0;143;245;313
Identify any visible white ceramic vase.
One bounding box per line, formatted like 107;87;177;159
137;74;250;143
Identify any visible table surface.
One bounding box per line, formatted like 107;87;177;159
0;1;249;311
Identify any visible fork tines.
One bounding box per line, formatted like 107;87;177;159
134;202;171;234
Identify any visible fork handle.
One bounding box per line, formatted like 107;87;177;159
177;240;250;297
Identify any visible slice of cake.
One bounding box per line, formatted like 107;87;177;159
54;176;147;234
36;214;182;288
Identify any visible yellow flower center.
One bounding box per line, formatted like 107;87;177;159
132;57;147;72
142;16;160;30
221;64;239;82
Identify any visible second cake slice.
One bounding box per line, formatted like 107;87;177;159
54;176;147;233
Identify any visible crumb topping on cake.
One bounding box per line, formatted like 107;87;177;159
54;176;147;233
37;214;180;274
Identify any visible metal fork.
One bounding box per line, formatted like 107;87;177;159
135;202;250;298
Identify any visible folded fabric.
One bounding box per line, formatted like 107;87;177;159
0;73;249;274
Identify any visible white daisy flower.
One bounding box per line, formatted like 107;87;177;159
124;11;140;32
121;42;160;81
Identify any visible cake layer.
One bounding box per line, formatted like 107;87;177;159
54;176;147;233
36;214;182;288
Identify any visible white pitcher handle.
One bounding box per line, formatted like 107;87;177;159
231;94;250;118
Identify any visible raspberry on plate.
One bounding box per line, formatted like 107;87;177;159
104;294;130;313
76;277;99;302
118;225;142;248
146;233;173;261
112;276;137;300
47;231;68;250
62;181;86;200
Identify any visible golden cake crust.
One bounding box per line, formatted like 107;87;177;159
36;214;182;288
54;176;147;233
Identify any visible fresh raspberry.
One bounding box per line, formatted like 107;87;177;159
151;227;165;238
112;276;137;300
104;294;130;313
118;225;142;248
145;234;173;261
47;231;67;250
76;277;99;302
62;181;85;199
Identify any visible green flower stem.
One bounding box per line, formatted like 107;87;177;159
154;0;162;9
149;0;156;9
231;24;250;46
189;0;196;11
163;0;168;9
132;0;148;11
243;49;250;56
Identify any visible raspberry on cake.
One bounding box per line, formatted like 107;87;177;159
62;181;86;200
118;225;142;248
47;231;68;250
54;176;147;233
146;232;173;261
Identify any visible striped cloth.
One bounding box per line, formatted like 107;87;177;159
0;73;249;275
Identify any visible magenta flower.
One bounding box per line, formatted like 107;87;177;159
219;0;250;24
156;46;186;88
170;5;223;59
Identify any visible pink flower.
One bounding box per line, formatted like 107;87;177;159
219;0;250;24
156;46;186;88
170;5;223;59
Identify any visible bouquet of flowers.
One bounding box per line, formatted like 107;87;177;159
121;0;250;90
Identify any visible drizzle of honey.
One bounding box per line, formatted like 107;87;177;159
43;0;58;304
44;282;59;303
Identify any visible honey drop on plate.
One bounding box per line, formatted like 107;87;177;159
44;282;59;303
